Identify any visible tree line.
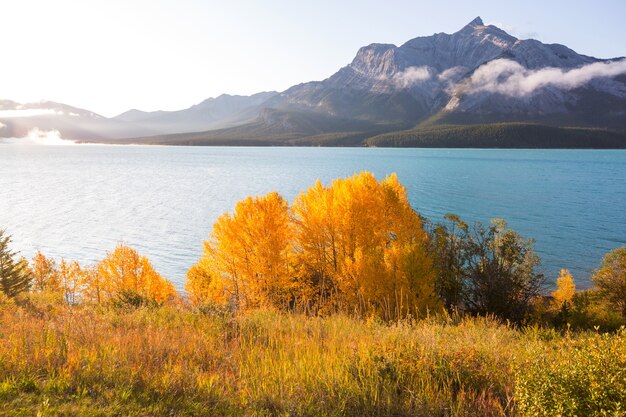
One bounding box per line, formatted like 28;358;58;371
1;171;625;326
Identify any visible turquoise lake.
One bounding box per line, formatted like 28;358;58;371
1;145;625;290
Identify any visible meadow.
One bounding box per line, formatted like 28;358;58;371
1;299;624;417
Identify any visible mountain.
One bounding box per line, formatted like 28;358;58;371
113;91;278;134
0;93;278;141
265;16;625;128
0;100;154;140
3;17;626;147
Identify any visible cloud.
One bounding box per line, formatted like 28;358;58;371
485;21;538;39
392;66;432;88
0;128;76;145
485;21;516;33
438;66;467;83
0;108;61;118
458;59;626;97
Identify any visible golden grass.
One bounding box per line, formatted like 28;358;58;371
0;298;623;416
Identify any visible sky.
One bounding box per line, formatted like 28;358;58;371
2;0;625;117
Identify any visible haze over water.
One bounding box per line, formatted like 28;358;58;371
1;145;624;290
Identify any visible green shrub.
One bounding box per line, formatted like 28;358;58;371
515;328;626;417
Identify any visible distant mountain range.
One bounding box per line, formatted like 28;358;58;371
2;17;625;148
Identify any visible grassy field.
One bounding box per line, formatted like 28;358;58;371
0;298;624;416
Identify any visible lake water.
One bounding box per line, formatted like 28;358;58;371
1;145;625;291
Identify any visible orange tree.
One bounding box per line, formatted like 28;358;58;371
187;192;294;310
93;244;176;304
291;172;438;317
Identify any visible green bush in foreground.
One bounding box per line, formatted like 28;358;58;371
516;328;626;417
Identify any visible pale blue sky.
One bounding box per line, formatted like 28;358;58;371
2;0;624;116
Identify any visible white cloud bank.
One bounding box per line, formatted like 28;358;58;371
0;128;76;145
460;58;626;97
392;66;432;88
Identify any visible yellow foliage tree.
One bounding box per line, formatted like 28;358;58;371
58;259;82;305
31;251;61;292
185;257;214;305
191;192;293;310
81;265;105;304
292;172;439;317
96;244;176;304
552;269;576;310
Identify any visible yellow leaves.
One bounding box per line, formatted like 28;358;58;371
552;269;576;310
292;171;438;317
59;259;82;305
96;244;176;304
204;192;294;310
31;251;61;292
30;252;82;304
188;172;438;318
185;261;214;305
30;245;177;305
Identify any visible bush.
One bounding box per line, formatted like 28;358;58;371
515;328;626;417
429;216;545;323
592;246;626;317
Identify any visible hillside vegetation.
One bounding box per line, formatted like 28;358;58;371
366;123;626;148
101;119;626;148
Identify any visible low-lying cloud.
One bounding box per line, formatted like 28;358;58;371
438;66;467;83
0;128;76;145
460;58;626;97
392;66;432;88
0;108;61;118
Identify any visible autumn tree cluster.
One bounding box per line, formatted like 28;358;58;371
0;230;175;306
2;171;624;326
545;247;626;329
30;245;175;305
186;172;439;318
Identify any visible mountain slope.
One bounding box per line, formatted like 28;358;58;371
92;108;395;146
366;123;626;148
113;91;278;134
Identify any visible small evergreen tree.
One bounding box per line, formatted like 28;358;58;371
0;229;31;297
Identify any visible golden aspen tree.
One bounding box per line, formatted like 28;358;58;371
96;244;176;304
292;172;439;317
190;192;293;310
291;180;339;312
81;265;105;304
185;257;215;305
31;251;61;292
552;269;576;310
58;259;82;305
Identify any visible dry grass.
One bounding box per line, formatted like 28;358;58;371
0;297;623;416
